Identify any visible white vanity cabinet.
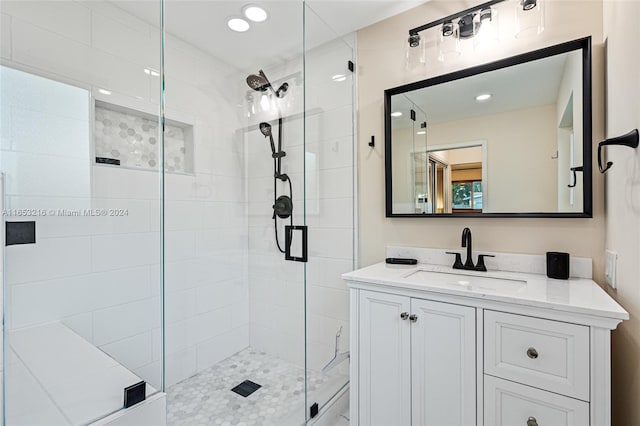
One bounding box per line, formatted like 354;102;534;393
356;290;476;426
345;262;628;426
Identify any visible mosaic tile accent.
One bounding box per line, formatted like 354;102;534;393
167;348;332;426
94;105;191;173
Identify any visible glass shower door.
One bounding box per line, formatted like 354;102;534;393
303;3;355;422
1;0;164;424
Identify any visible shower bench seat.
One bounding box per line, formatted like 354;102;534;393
5;322;158;425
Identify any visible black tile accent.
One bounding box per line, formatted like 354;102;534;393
6;221;36;246
124;381;146;408
96;157;121;166
231;380;261;397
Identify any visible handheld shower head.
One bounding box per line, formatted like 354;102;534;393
259;122;277;154
259;122;272;137
274;82;289;98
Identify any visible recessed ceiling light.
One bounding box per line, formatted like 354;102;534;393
391;111;403;117
243;5;268;23
475;93;492;101
332;74;347;82
416;131;426;135
227;17;250;32
98;88;112;95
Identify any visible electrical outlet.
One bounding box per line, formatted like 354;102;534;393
605;250;617;289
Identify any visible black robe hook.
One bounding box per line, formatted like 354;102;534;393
568;166;584;188
597;129;639;173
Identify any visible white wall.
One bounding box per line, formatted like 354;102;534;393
428;104;558;212
357;0;607;280
602;0;640;424
391;104;558;213
0;0;249;395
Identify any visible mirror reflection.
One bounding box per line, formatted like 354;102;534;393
387;39;591;216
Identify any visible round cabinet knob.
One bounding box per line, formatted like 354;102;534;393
527;416;538;426
526;347;539;359
400;312;409;320
409;314;418;323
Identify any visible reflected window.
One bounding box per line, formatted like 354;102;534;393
452;180;482;212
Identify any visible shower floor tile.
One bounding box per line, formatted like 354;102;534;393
167;348;330;426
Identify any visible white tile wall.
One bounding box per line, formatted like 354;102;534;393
5;236;92;285
10;266;152;328
0;1;91;43
247;35;355;389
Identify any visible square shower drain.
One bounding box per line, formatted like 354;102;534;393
231;380;262;397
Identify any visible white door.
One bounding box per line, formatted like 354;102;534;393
411;299;476;426
358;290;411;426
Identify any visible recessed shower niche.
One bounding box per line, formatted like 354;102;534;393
94;101;194;174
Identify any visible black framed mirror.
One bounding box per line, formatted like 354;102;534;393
385;37;592;218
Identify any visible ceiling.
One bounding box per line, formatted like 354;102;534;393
112;0;427;71
392;51;575;128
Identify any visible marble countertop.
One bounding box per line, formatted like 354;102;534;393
343;262;628;322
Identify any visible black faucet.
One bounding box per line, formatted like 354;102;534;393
446;227;495;271
461;227;474;269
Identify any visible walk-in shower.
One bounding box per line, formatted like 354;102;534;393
1;0;355;424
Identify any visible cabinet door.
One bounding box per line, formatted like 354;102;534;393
358;290;411;426
411;299;476;426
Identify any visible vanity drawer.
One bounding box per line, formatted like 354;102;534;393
484;375;589;426
484;310;590;400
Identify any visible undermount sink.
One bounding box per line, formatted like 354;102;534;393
403;270;527;294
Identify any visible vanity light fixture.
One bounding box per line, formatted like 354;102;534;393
408;0;543;61
475;93;492;101
408;0;508;49
391;111;403;117
416;130;426;135
243;5;268;22
227;17;250;32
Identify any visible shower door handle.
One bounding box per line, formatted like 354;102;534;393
285;225;308;263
